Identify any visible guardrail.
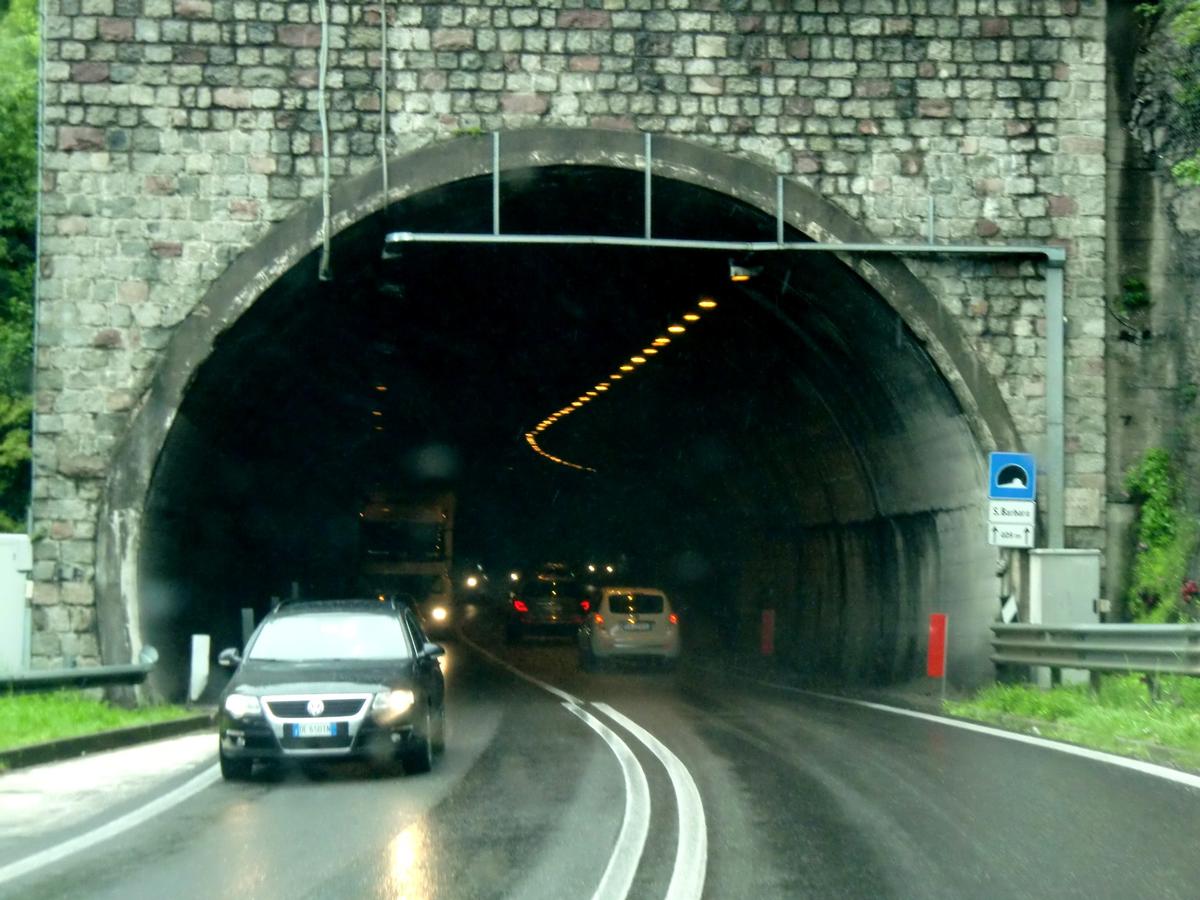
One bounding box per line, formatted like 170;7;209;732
991;624;1200;677
1;663;154;693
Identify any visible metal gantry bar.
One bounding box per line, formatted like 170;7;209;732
384;231;1066;262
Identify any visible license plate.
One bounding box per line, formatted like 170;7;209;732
291;721;336;738
622;622;652;631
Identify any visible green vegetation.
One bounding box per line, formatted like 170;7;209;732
0;690;192;752
1124;448;1200;622
0;0;37;531
1119;275;1152;313
1141;1;1200;183
947;676;1200;765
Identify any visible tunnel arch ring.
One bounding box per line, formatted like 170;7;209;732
91;127;1018;667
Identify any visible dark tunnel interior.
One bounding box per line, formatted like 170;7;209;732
139;166;993;698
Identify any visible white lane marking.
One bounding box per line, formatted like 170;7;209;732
456;633;583;706
593;702;707;900
0;764;220;887
727;670;1200;792
561;702;651;900
458;635;653;899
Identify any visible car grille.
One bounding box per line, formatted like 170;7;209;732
265;698;367;718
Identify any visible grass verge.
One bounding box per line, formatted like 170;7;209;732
0;690;192;753
945;675;1200;770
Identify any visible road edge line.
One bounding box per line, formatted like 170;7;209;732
456;633;583;706
593;702;707;900
561;702;651;900
722;668;1200;792
0;763;221;887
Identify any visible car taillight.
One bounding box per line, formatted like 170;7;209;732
580;600;590;612
513;599;529;613
594;613;604;625
669;613;679;624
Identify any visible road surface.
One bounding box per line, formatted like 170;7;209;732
2;622;1198;899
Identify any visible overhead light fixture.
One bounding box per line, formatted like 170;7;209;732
371;410;383;416
572;401;583;407
375;384;388;392
683;313;700;322
667;324;686;334
586;391;598;397
653;337;670;346
630;356;646;364
698;298;717;309
620;364;635;371
729;257;761;282
610;374;623;380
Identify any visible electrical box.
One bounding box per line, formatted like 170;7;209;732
1029;548;1101;686
0;533;33;673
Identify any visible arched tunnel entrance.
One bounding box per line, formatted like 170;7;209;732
115;136;1009;699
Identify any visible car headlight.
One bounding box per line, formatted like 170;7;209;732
223;694;262;719
372;689;415;716
430;606;448;622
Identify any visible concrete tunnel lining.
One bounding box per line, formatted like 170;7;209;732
93;130;1019;694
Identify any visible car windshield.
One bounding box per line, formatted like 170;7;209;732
248;613;411;661
607;593;665;615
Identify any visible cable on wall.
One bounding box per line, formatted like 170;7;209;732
379;0;389;214
316;0;333;281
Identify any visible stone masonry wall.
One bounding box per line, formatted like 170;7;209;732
32;0;1108;666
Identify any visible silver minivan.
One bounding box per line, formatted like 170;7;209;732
577;587;680;669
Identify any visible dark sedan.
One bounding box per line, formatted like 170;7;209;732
216;598;445;780
505;576;592;643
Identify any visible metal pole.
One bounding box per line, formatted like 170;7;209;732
927;196;935;245
942;618;949;704
643;132;652;240
492;132;501;236
1045;261;1066;548
776;175;785;246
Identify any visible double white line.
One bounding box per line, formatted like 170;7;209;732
465;641;708;900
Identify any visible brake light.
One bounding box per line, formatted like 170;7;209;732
669;613;679;624
594;614;604;625
580;600;590;612
513;599;529;613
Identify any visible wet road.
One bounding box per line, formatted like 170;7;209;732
3;621;1199;900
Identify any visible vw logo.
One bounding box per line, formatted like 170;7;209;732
306;698;325;717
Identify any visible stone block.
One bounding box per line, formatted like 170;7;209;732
277;23;320;47
97;17;133;41
61;580;95;606
557;10;610;30
1064;487;1102;528
32;582;61;606
500;93;548;114
58;126;106;151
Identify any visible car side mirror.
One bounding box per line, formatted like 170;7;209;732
423;642;445;658
217;647;242;668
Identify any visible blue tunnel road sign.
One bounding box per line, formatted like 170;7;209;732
988;452;1036;501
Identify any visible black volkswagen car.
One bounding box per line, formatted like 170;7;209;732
216;598;446;780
